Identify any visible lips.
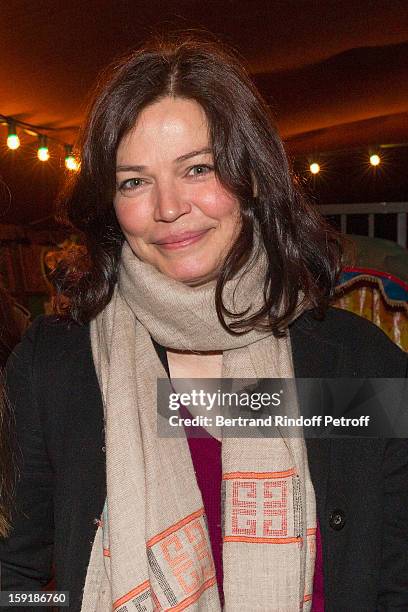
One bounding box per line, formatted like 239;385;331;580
154;229;210;248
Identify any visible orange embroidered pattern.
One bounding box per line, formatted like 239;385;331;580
108;508;217;610
147;508;216;608
224;470;298;544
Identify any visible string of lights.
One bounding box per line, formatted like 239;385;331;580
307;152;381;175
299;141;408;175
2;112;408;176
0;113;79;171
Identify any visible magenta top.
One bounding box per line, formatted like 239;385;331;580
313;521;325;610
181;404;324;610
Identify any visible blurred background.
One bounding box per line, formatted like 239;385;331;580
0;0;407;350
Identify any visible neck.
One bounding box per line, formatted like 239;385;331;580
166;348;223;379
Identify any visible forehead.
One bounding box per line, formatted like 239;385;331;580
117;97;210;162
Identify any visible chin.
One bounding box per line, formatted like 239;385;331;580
164;263;218;286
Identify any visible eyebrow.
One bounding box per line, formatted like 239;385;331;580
116;147;212;172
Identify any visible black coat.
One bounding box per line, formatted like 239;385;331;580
0;307;407;612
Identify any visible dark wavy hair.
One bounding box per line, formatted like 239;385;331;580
57;34;343;336
0;372;18;538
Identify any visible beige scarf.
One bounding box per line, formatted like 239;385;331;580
81;240;316;611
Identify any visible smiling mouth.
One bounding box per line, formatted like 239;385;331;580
154;229;210;250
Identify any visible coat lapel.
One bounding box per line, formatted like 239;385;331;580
290;311;344;529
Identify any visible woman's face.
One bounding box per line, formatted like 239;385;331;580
114;97;242;285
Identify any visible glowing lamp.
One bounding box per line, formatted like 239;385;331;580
38;146;50;161
7;122;20;149
37;135;49;161
7;134;20;150
65;146;79;171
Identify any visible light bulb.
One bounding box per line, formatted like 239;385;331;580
65;154;79;171
7;121;20;150
310;162;320;175
38;146;50;162
370;154;380;166
7;133;20;150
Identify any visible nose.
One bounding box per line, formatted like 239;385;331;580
153;181;192;222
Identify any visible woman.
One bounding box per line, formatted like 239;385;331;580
0;37;407;612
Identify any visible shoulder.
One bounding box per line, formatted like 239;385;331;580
14;314;90;356
26;313;90;344
291;306;407;377
5;315;99;444
295;305;393;340
6;315;92;387
294;305;403;351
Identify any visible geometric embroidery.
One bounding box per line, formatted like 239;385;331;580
130;590;150;611
146;508;216;608
292;474;303;538
263;480;288;537
231;481;257;536
113;580;151;611
159;521;212;594
116;588;150;611
108;507;217;610
147;548;178;606
223;470;301;544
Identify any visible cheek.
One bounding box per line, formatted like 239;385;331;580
215;193;241;231
114;199;150;238
197;184;241;222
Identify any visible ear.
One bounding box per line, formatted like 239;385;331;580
250;171;258;197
